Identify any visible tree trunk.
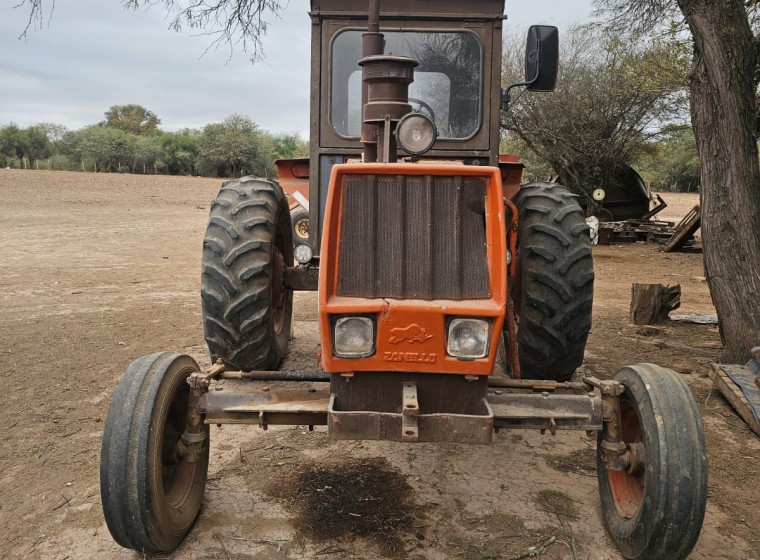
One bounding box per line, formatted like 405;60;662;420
678;0;760;361
630;283;681;325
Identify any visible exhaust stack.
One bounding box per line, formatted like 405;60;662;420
360;0;417;163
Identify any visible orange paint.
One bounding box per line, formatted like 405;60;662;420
319;163;508;376
498;154;524;200
275;158;310;210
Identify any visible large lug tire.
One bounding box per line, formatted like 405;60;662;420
597;364;707;560
290;206;309;244
100;352;209;553
201;177;294;370
513;182;594;380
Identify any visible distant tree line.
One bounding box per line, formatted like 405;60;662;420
0;104;308;178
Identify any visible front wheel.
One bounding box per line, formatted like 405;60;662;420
597;363;707;560
100;352;209;553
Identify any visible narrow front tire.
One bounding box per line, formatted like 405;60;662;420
597;363;707;559
100;352;209;553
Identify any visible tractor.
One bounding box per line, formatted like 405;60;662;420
100;1;708;558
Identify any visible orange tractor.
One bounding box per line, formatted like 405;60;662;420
100;1;707;558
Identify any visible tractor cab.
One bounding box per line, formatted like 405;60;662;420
308;0;507;254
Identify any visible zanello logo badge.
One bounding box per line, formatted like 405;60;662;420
389;324;433;345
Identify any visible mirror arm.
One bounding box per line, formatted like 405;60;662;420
500;79;532;112
501;55;541;112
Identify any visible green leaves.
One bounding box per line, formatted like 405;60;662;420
104;104;161;136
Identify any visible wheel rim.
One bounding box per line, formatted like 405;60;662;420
294;217;309;240
608;400;645;519
160;379;199;509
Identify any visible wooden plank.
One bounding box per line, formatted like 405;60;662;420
709;364;760;436
664;205;701;252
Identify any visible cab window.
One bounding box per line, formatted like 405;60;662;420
330;30;483;140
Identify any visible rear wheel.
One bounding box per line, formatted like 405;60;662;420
290;206;309;244
100;352;209;553
597;364;707;559
513;182;594;380
201;177;293;370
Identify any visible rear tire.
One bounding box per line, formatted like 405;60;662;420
201;177;293;370
100;352;208;553
597;364;707;559
513;182;594;380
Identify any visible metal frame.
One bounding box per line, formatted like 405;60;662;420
182;364;641;474
184;363;631;455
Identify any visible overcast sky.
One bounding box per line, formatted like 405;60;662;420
0;0;593;135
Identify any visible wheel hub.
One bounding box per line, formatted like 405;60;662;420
295;217;309;239
607;401;645;519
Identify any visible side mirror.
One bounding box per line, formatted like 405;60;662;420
525;25;559;92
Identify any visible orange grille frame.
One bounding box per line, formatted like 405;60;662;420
319;163;508;375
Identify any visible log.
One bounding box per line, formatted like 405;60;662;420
630;283;681;325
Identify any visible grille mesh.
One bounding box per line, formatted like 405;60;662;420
337;174;490;300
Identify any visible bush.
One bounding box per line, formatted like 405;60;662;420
48;154;77;171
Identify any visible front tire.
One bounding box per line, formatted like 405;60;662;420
100;352;209;553
597;364;707;559
201;177;293;371
513;182;594;380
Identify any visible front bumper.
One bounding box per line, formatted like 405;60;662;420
197;368;603;444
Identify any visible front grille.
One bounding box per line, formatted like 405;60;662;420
337;174;490;300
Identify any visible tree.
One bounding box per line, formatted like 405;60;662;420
0;124;30;167
25;125;53;166
131;134;162;174
637;126;700;192
270;132;308;160
597;0;760;362
501;26;685;211
36;122;68;145
77;126;134;172
196;114;270;177
104;104;161;136
159;129;200;175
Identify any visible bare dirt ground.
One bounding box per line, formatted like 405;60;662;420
1;170;757;560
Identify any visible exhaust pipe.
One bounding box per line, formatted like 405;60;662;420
361;0;383;162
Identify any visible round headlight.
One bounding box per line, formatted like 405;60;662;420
294;242;313;265
396;112;437;156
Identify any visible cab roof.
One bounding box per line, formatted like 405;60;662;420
309;0;505;20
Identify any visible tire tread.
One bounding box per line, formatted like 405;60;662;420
201;177;293;370
514;182;594;380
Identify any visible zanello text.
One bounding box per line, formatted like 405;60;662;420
384;352;437;363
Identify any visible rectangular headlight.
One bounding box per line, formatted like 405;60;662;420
447;318;490;359
334;316;375;358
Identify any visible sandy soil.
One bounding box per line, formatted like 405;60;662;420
0;170;757;560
